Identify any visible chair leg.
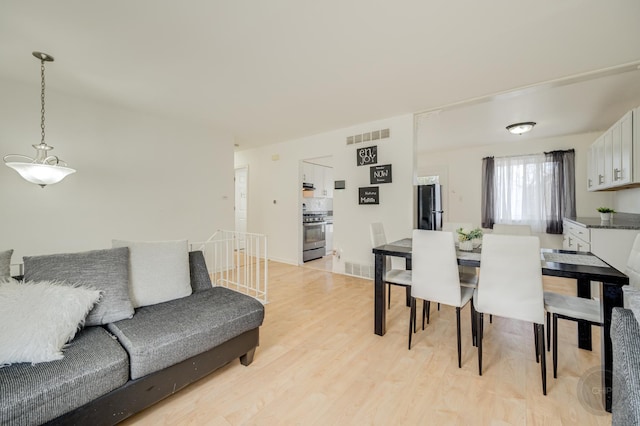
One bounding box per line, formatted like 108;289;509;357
546;312;551;352
388;283;391;309
537;323;547;395
422;300;427;330
553;313;558;379
471;300;477;347
534;323;540;363
489;314;493;324
426;301;431;325
438;303;440;311
408;297;415;350
456;307;462;368
477;312;483;376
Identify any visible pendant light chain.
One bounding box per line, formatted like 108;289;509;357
40;58;46;145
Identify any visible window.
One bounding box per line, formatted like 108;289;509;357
481;150;575;234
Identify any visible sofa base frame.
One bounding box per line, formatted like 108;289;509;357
45;327;260;426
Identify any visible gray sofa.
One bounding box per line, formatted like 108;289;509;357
611;307;640;425
0;251;265;426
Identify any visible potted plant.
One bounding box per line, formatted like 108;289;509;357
456;227;483;251
597;207;615;221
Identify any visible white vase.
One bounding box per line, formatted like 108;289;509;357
458;240;473;251
600;212;612;221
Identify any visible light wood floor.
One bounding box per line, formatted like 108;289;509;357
122;261;611;425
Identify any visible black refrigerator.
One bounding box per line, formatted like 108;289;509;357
416;184;443;230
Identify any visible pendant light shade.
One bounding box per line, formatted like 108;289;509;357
3;52;76;188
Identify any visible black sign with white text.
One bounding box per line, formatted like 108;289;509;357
359;187;379;205
370;164;392;184
356;146;377;166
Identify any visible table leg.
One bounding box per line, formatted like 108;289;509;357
374;253;386;336
601;282;624;413
576;278;592;351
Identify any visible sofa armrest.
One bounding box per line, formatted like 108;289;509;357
612;307;640;425
189;251;213;292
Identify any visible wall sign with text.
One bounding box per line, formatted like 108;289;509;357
356;146;377;166
358;187;379;205
370;164;392;184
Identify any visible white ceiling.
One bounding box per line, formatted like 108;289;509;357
1;1;640;151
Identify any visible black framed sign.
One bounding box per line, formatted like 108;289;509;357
358;187;379;205
370;164;392;184
356;146;377;166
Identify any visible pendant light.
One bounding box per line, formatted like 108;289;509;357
4;52;76;188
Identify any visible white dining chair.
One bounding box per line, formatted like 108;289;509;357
544;233;640;378
492;224;532;235
370;223;412;309
474;234;547;395
409;229;475;368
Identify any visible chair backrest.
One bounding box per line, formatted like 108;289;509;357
370;223;405;271
370;222;387;248
442;222;474;242
411;229;462;306
477;234;544;324
493;224;532;236
626;233;640;289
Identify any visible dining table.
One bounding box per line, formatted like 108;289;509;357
372;238;629;413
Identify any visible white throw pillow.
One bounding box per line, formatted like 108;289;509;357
0;280;101;365
112;239;192;308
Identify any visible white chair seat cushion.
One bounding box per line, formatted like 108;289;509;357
460;285;474;306
385;269;412;286
459;271;478;288
544;291;602;324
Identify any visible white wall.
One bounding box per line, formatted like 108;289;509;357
615;187;640;213
417;132;613;248
0;79;234;264
235;114;414;269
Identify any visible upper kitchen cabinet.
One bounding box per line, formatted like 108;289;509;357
302;161;333;198
588;108;636;191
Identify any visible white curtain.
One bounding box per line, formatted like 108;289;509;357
493;154;551;233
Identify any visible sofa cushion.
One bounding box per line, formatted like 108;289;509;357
108;287;265;379
23;247;133;326
612;307;640;425
0;279;101;365
112;239;192;308
189;250;213;292
0;249;12;279
622;285;640;328
0;327;129;426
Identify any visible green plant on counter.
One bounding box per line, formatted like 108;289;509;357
456;227;483;242
597;207;616;213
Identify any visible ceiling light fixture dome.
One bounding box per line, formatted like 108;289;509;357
4;52;76;188
506;121;536;135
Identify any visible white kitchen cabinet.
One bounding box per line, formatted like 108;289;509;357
302;162;315;184
563;219;640;272
303;162;333;198
321;166;333;198
562;220;591;252
588;109;636;191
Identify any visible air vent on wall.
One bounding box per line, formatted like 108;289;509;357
344;261;374;279
345;128;390;145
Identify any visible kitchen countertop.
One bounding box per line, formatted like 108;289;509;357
565;213;640;230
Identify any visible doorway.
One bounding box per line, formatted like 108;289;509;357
235;166;248;249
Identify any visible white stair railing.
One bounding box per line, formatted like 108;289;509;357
191;230;268;304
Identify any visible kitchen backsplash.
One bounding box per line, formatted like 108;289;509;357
303;197;333;212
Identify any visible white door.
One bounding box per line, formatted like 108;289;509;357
235;166;248;249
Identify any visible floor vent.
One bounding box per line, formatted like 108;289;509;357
346;128;390;145
344;261;374;279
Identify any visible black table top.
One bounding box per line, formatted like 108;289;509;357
373;238;629;285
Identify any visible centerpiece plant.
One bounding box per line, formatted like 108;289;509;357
456;227;483;251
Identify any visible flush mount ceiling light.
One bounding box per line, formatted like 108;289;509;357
506;122;536;135
4;52;76;188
